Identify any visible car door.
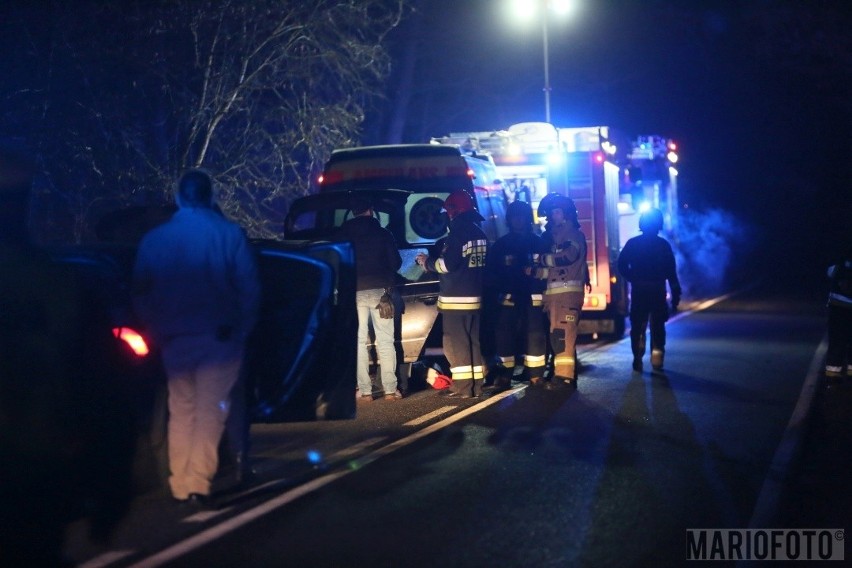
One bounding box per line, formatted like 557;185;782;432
246;241;357;422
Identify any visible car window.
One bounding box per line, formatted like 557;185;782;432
287;204;392;240
465;157;497;187
474;189;509;243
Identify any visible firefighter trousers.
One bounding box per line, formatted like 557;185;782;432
442;310;485;396
495;300;547;380
629;290;669;364
544;291;584;381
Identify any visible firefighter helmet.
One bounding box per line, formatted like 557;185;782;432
443;189;476;220
506;200;534;226
537;193;578;226
639;208;664;234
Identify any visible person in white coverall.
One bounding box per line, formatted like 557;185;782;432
133;169;260;506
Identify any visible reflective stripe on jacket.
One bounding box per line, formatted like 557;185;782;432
425;210;487;312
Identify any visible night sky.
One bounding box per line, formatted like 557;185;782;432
365;0;851;286
1;1;848;287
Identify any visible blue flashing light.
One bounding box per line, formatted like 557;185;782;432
306;449;323;464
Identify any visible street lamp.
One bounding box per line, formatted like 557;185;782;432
508;0;578;124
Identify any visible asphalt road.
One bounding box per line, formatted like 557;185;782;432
64;285;838;567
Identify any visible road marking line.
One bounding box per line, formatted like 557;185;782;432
668;290;738;324
328;436;388;460
77;550;135;568
403;405;456;426
127;386;524;568
748;333;828;528
183;507;233;524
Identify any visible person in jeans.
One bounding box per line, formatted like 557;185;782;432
337;196;403;401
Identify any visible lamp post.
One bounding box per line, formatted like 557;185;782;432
509;0;578;124
542;11;551;123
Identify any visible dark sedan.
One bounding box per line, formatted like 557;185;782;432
48;238;357;488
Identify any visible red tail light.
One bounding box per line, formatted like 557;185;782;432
112;327;150;357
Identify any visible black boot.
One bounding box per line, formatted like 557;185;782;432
631;332;646;372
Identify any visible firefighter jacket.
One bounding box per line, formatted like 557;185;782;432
487;231;547;306
828;258;852;309
537;221;589;295
617;232;681;304
425;210;487;311
335;215;402;291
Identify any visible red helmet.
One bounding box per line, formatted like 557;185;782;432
443;190;476;220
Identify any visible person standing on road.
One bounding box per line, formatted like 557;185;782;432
824;246;852;381
133;169;260;507
416;190;488;398
617;208;681;373
336;195;403;401
533;193;589;388
0;151;136;566
486;200;548;389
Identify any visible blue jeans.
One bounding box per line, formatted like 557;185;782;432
356;288;398;395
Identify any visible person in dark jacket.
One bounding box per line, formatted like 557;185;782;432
486;200;548;389
337;196;403;401
617;208;681;372
824;246;852;380
416;190;488;398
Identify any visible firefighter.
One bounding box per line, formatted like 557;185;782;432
415;190;487;398
617;207;681;372
533;193;589;388
824;246;852;380
486;200;548;389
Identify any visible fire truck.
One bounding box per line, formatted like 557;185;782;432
432;122;665;338
619;135;680;241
